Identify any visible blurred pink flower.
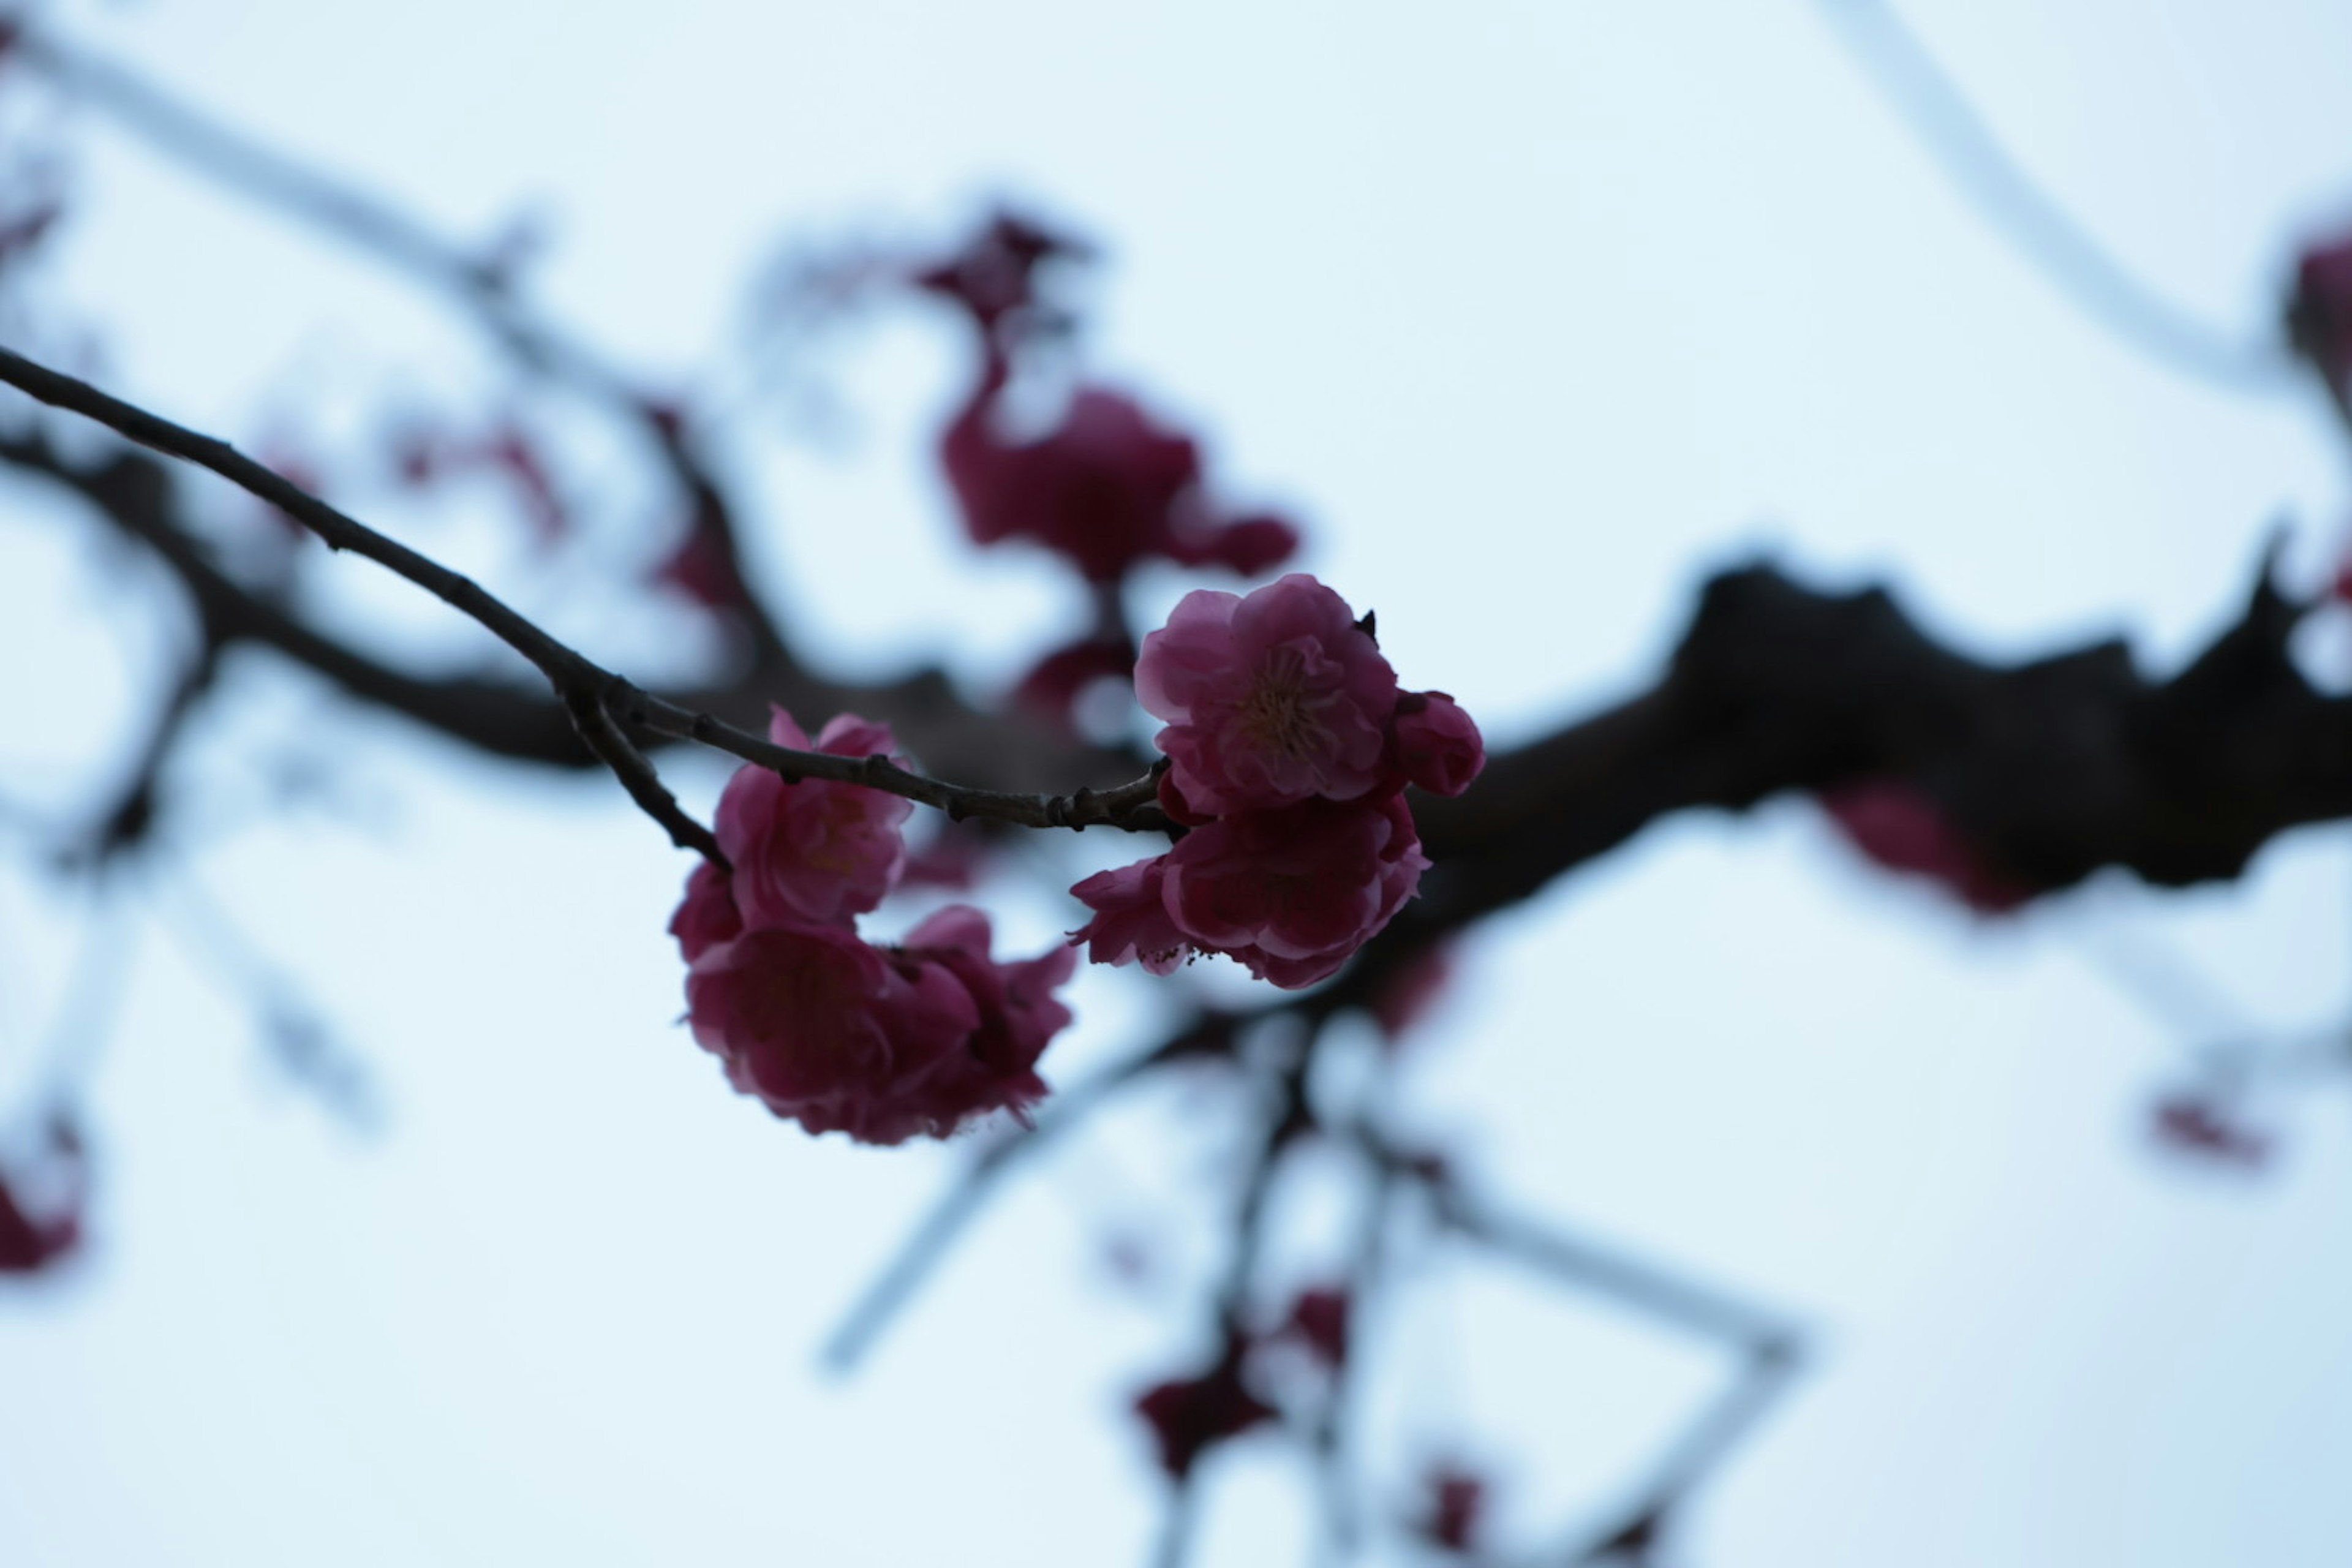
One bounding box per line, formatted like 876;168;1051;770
1820;778;2031;914
1133;1348;1278;1479
1073;795;1428;990
2150;1092;2274;1172
0;1125;85;1277
686;921;982;1145
2291;230;2352;385
1419;1464;1488;1555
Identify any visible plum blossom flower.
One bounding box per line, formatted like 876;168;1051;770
1072;796;1428;990
1161;796;1428;988
1072;575;1474;990
921;211;1300;586
1133;1346;1278;1479
686;921;979;1145
892;904;1075;1121
2150;1091;2274;1172
943;381;1299;586
1389;690;1485;798
1819;778;2032;914
1417;1464;1489;1555
2290;229;2352;387
674;709;1076;1143
1280;1286;1351;1369
715;709;911;930
0;1124;85;1277
1139;575;1401;816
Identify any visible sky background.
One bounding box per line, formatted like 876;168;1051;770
4;1;2352;1564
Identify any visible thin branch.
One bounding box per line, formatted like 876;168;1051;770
563;685;726;865
1413;1167;1800;1352
0;345;1172;839
18;25;801;666
821;1014;1234;1372
1809;0;2294;392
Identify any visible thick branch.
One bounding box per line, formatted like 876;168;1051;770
1414;548;2352;929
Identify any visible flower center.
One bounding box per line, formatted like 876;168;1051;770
1237;647;1330;761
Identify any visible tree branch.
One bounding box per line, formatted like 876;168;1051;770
0;347;1172;843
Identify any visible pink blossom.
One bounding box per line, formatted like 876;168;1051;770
898;907;1077;1090
1163;795;1427;989
668;859;741;963
686;921;982;1145
1068;856;1189;976
1419;1465;1488;1555
913;209;1087;337
1280;1286;1351;1369
2150;1093;2274;1172
1133;1348;1277;1479
714;709;912;929
1073;795;1428;990
941;382;1301;583
0;1126;85;1277
2291;230;2352;385
1819;778;2032;914
1390;691;1485;797
1371;943;1455;1042
652;516;749;611
1011;636;1136;736
1139;575;1400;816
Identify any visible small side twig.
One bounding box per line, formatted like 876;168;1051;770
0;346;1172;844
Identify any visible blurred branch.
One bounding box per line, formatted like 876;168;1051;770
821;1014;1235;1371
1809;0;2294;391
15;22;802;671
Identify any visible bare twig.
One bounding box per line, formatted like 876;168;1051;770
0;345;1172;841
1809;0;2294;391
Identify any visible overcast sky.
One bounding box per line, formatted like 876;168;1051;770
5;2;2352;1564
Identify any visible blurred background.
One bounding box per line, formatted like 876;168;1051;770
3;1;2352;1563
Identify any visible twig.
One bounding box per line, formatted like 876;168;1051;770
821;1014;1232;1371
1809;0;2293;392
0;345;1172;841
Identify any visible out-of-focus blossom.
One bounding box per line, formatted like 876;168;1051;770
2150;1091;2274;1171
1417;1464;1488;1555
1371;943;1455;1043
653;515;750;611
1133;1347;1278;1479
2290;230;2352;386
1280;1286;1351;1369
685;920;979;1145
0;1124;85;1277
944;381;1299;586
914;209;1087;339
1012;636;1136;737
1819;778;2032;914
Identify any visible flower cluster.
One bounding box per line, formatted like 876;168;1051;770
673;709;1075;1145
920;211;1299;584
1072;574;1483;989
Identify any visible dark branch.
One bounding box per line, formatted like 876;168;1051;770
0;347;1172;839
